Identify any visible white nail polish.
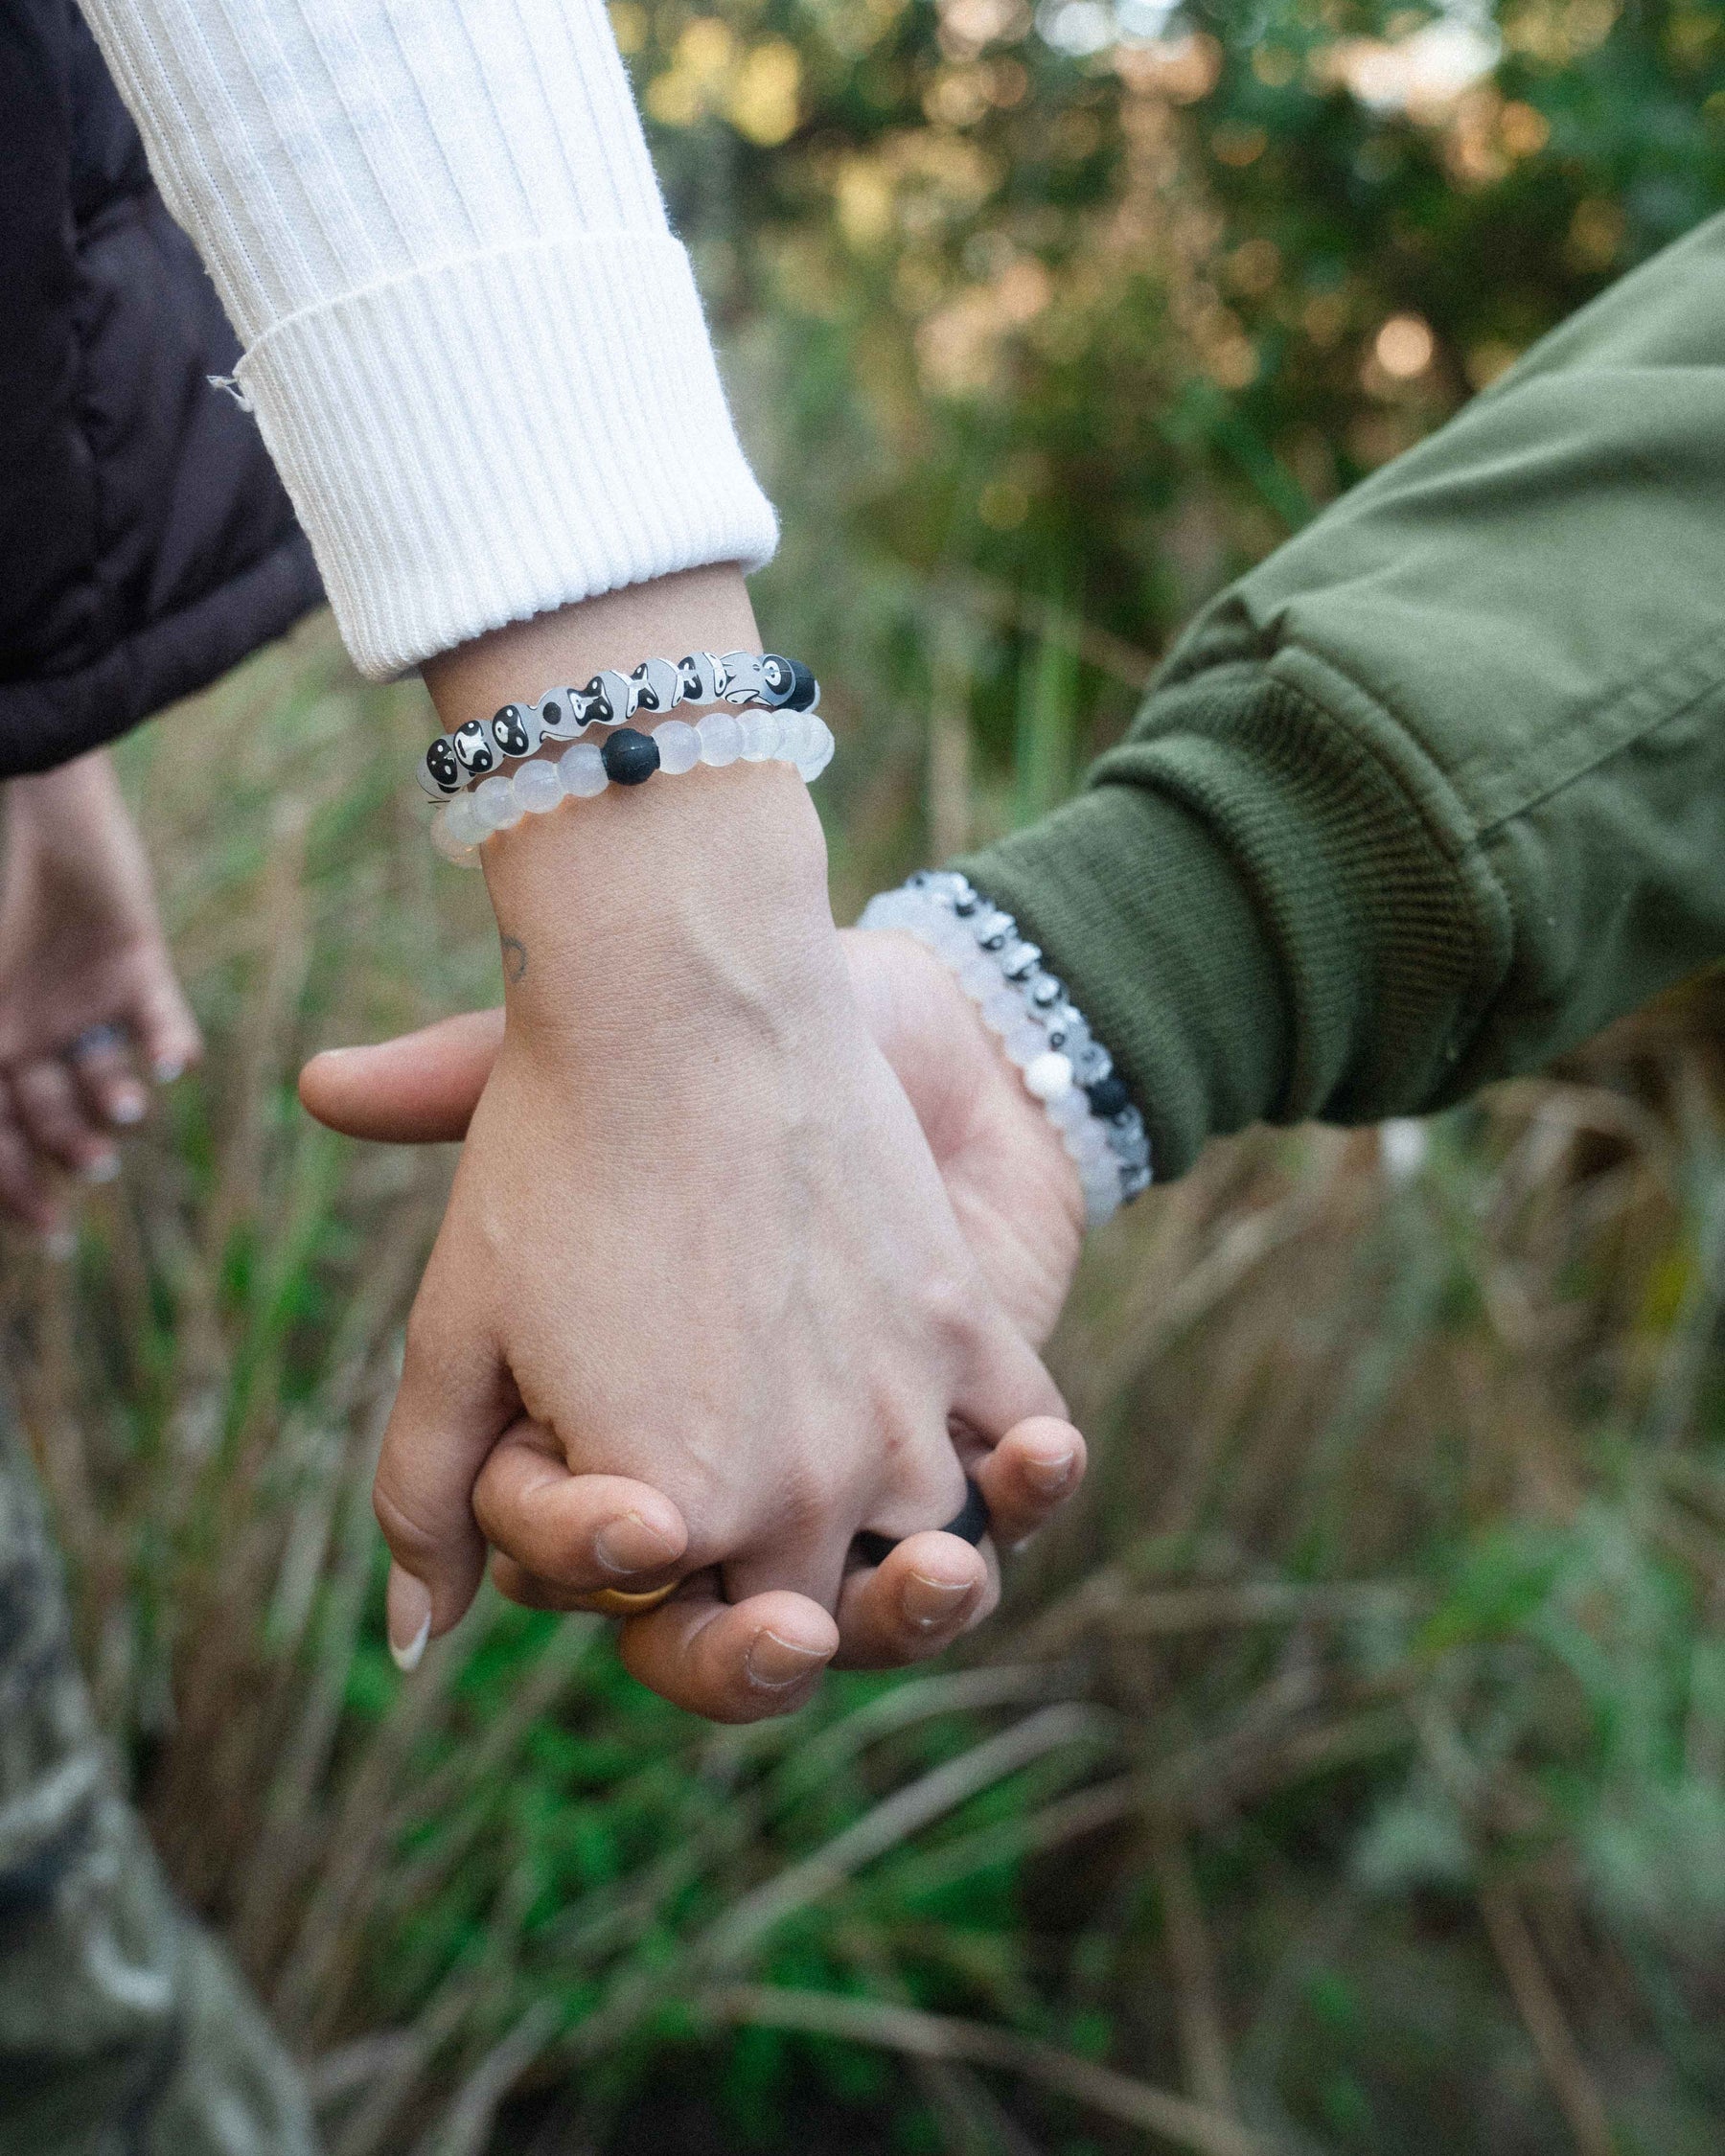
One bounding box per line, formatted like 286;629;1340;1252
79;1153;121;1184
151;1058;185;1085
389;1610;430;1673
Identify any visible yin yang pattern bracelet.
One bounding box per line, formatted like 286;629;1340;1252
430;706;836;865
419;651;819;801
858;872;1150;1228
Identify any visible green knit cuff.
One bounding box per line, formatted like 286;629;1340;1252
957;667;1497;1180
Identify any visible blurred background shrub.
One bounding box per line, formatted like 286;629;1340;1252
12;2;1725;2151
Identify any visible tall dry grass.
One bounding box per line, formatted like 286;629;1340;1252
8;613;1724;2153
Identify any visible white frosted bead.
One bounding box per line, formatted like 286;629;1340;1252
1003;1019;1048;1066
559;742;609;798
513;758;564;815
740;710;783;761
800;718;836;781
1064;1120;1112;1166
777;712;814;768
861;892;914;931
655;718;702;774
1024;1050;1075;1103
430;812;475;863
474;775;522;830
1046;1088;1091;1131
980;988;1022;1033
699;710;744;765
443;793;487;849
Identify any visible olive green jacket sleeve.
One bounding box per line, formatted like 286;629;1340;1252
960;213;1725;1181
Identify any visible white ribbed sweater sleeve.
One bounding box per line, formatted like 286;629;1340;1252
78;0;779;678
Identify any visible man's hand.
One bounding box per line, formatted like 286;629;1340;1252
0;753;202;1231
303;924;1090;1715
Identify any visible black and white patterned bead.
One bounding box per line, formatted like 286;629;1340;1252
418;650;823;801
857;871;1149;1228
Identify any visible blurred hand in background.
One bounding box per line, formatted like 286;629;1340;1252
0;751;201;1233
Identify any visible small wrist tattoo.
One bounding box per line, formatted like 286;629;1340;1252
500;934;528;985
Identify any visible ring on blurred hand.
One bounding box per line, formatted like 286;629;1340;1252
570;1580;680;1618
853;1477;989;1570
66;1021;128;1063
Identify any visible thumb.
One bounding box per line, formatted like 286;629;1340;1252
300;1008;505;1144
374;1288;516;1668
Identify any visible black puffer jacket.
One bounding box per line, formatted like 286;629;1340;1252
0;0;320;779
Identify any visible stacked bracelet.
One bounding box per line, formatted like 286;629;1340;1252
859;872;1149;1228
430;707;835;865
419;650;819;801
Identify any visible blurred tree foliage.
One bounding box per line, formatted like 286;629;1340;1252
618;0;1725;793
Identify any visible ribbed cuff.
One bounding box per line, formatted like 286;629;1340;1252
958;665;1502;1180
959;783;1292;1182
236;232;779;679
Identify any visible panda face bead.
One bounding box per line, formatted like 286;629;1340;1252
489;703;537;758
535;689;574;741
422;737;462;798
582;670;636;726
678;652;724;704
718;651;767;704
757;654;795;708
629;655;681;715
452;720;496;776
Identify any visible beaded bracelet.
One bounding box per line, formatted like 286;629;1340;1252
858;872;1149;1228
419;650;820;801
430;707;835;865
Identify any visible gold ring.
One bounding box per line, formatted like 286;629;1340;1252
570;1580;680;1619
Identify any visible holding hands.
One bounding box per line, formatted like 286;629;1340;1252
301;569;1094;1723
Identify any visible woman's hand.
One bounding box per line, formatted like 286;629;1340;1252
305;929;1084;1342
0;752;202;1231
356;569;1084;1721
304;925;1090;1714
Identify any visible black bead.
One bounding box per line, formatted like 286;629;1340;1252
1085;1074;1132;1118
784;658;818;710
601;727;660;785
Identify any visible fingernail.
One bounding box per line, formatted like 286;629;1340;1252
1022;1448;1077;1498
78;1151;121;1184
110;1090;147;1127
40;1226;76;1263
151;1058;185;1085
387;1567;433;1673
746;1628;831;1692
903;1571;977;1631
593;1511;680;1577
